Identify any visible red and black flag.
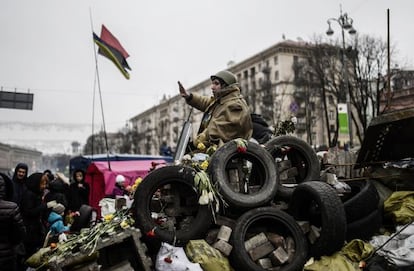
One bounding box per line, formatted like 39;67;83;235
93;25;131;79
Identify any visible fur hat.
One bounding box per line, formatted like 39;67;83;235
53;203;65;215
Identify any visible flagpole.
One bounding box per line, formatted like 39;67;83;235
89;8;111;170
91;67;97;159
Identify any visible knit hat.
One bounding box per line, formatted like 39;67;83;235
53;203;65;215
116;174;126;184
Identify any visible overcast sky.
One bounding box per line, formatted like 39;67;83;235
0;0;413;154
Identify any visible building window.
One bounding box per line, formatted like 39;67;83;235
243;70;248;79
250;67;256;77
274;70;279;81
328;95;334;104
329;110;334;121
293;55;298;64
252;80;256;90
274;56;278;65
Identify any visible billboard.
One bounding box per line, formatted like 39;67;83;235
0;91;34;110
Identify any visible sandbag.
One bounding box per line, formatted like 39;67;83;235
185;239;233;271
383;191;414;224
341;239;374;262
26;247;52;268
304;253;359;271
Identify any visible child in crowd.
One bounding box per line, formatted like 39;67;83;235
112;174;132;197
47;202;70;243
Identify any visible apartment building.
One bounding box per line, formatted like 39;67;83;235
0;142;42;174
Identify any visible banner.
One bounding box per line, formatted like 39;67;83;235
338;103;349;134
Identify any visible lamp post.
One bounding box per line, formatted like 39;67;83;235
326;5;356;148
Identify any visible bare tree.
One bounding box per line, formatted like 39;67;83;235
297;38;343;147
348;34;392;143
299;34;395;147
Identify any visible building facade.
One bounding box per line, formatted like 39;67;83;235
0;142;42;175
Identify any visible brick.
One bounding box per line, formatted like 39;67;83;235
257;258;272;269
217;225;232;242
270;246;289;265
266;232;285;248
297;220;310;234
205;228;219;245
248;241;275;261
212;239;233;256
245;232;268;251
308;225;321;244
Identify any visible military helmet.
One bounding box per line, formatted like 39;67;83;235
210;70;237;86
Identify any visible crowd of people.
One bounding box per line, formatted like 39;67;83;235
0;164;90;271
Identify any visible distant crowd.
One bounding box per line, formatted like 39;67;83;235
0;163;90;271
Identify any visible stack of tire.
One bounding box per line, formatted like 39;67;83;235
341;180;382;241
134;136;349;271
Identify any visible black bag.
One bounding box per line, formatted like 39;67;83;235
251;113;273;144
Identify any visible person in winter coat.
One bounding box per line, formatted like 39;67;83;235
68;169;90;212
10;163;28;206
46;202;69;245
112;174;132;197
178;70;252;149
0;175;26;271
44;177;70;209
20;172;49;258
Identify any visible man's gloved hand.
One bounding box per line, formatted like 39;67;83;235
178;81;188;97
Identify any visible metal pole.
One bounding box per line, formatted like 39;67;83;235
336;5;353;148
340;22;353;148
387;9;391;109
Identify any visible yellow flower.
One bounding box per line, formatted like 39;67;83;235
104;214;114;222
120;220;129;229
134;177;143;186
200;160;209;171
197;142;206;151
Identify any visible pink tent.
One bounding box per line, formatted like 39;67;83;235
85;159;167;214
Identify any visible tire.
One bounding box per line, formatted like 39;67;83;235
346;208;382;241
0;173;13;201
342;180;380;223
288;181;346;258
134;165;213;246
208;140;278;209
70;204;93;232
230;207;308;271
264;135;320;199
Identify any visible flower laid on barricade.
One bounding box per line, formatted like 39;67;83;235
274;117;296;136
178;144;223;215
26;209;136;269
235;138;248;153
129;177;143;198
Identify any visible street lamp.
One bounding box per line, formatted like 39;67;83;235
326;5;356;148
